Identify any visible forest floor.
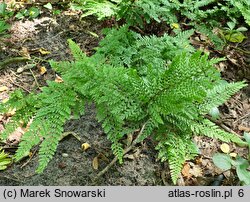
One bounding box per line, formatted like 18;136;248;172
0;3;249;186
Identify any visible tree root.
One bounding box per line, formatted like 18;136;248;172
0;57;30;70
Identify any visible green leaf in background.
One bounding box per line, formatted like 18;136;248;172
43;3;53;10
236;166;250;185
233;0;250;26
0;2;7;16
234;157;250;185
243;132;250;145
227;21;236;30
212;153;232;170
225;32;246;43
28;7;40;18
0;20;10;34
15;12;24;20
53;10;61;15
15;10;27;20
209;107;220;120
0;149;11;170
236;27;248;32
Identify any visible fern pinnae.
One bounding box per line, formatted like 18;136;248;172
193;119;246;146
198;81;247;114
68;39;87;61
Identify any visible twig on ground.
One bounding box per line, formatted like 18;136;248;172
0;174;21;182
220;123;242;138
233;112;250;124
29;69;40;89
92;122;147;183
232;47;250;55
20;146;39;168
8;77;31;93
9;70;21;79
60;131;83;142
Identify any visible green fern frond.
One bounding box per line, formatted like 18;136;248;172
192;119;246;146
229;0;250;26
13;82;77;172
156;133;199;184
71;0;121;20
194;0;216;9
195;24;225;50
49;60;73;74
111;140;124;164
0;20;10;37
0;122;19;140
0;90;39;140
14;122;42;161
199;81;247;114
68;39;87;61
0;149;11;170
94;25;137;66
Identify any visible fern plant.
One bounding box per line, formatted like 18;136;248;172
225;0;250;26
0;31;247;183
0;20;10;38
70;0;122;20
94;25;195;68
50;43;247;183
70;0;249;50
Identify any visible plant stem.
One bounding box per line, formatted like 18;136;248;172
233;47;250;55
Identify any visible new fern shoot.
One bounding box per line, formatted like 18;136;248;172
0;28;247;184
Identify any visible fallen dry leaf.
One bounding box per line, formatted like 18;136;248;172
17;63;36;73
29;152;33;158
20;47;31;58
195;157;203;164
218;62;226;72
220;143;230;154
6;108;16;117
181;163;191;178
39;48;51;55
92;156;99;170
7;127;25;145
97;153;109;162
229;152;237;158
0;86;9;92
126;133;133;146
223;170;232;180
55;75;63;83
81;142;91;151
238;125;250;132
189;163;203;177
124;154;135;160
39;66;47;75
177;175;185;186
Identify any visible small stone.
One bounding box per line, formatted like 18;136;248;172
62;153;69;158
